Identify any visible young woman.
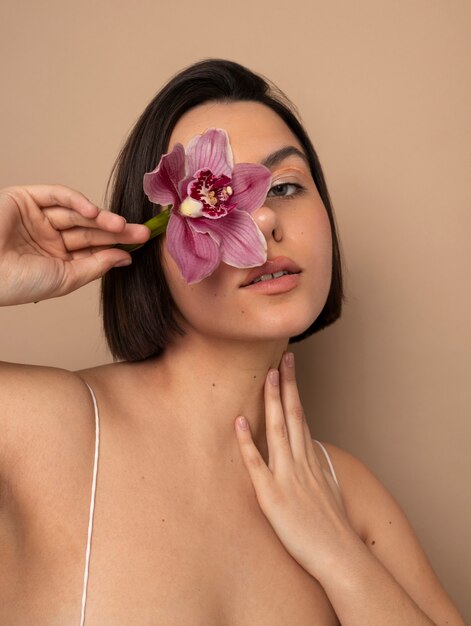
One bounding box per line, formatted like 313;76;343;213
0;59;465;625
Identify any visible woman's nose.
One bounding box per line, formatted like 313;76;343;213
252;204;282;242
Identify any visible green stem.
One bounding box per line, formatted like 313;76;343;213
115;207;171;252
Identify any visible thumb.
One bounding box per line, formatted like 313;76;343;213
61;249;132;294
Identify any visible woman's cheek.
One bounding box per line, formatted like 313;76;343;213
299;206;333;302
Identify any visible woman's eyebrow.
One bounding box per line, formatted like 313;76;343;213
260;146;309;169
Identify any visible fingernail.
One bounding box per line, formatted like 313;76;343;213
268;369;279;386
284;352;294;367
237;416;248;430
114;257;132;268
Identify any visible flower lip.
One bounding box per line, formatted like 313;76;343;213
240;256;301;287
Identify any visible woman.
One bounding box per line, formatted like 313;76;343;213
0;59;465;625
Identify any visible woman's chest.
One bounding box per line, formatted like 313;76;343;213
8;431;340;625
80;474;340;626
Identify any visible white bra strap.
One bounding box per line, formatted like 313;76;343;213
314;440;340;489
80;383;100;626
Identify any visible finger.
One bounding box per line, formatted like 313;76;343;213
61;223;150;252
57;249;133;295
235;416;273;497
43;206;129;233
22;184;100;218
280;352;310;464
303;420;322;474
265;368;293;474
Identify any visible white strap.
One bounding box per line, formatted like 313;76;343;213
314;440;340;488
80;383;100;626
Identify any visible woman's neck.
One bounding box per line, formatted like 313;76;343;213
141;332;289;466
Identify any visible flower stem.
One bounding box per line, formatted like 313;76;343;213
115;207;171;252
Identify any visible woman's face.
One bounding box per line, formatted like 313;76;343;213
161;101;333;343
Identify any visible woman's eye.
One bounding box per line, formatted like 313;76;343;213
267;182;303;198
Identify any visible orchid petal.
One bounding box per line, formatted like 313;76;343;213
166;213;221;284
231;163;272;213
143;143;186;207
191;209;267;268
186;128;233;178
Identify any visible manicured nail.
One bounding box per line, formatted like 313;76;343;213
268;369;279;385
237;416;248;430
284;352;294;367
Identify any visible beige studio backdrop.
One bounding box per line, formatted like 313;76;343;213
1;0;470;620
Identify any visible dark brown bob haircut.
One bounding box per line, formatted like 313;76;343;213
102;58;344;362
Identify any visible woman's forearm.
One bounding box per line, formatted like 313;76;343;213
312;533;437;626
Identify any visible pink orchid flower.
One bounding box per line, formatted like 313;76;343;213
142;128;272;284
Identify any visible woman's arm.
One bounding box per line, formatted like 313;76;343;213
310;444;466;626
234;352;466;626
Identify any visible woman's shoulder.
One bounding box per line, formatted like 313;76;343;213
0;360;94;410
0;362;98;478
314;441;427;554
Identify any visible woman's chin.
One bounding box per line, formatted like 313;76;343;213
204;318;317;344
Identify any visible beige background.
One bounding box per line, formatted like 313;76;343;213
1;0;470;620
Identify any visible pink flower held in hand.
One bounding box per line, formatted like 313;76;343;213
143;128;272;284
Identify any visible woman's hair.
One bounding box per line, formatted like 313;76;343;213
102;58;344;361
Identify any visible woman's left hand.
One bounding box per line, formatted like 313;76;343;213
234;351;361;580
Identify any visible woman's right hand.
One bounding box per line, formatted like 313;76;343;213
0;184;150;306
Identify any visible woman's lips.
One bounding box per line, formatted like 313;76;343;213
241;256;301;294
240;271;301;294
